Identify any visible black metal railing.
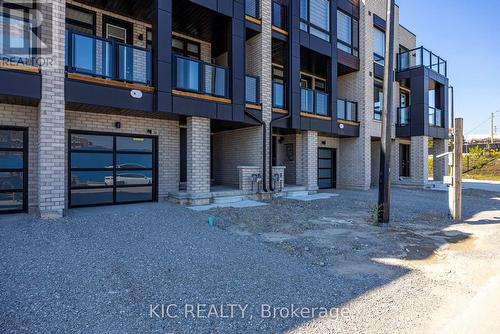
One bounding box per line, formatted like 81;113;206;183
245;75;260;104
272;1;287;30
301;88;329;116
429;106;443;127
397;46;447;76
336;99;358;122
65;30;152;86
397;106;410;126
245;0;260;19
272;81;286;109
173;54;229;98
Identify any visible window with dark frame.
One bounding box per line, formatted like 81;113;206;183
300;0;331;42
373;26;385;65
337;9;359;57
374;79;384;121
65;5;95;35
146;29;153;49
172;36;201;59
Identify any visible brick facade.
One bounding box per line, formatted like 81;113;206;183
186;117;210;202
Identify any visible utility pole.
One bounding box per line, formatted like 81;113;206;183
449;118;463;221
492;112;496;144
377;0;396;224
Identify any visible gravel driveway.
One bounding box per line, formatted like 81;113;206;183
1;187;498;333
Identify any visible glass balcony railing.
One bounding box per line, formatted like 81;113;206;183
397;106;410;126
173;55;228;98
65;30;152;86
272;1;287;30
397;46;447;76
429;106;443;127
245;0;260;19
272;81;285;109
301;88;329;116
337;99;358;122
245;75;260;104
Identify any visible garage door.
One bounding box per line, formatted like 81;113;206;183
318;148;336;189
0;128;28;213
69;131;157;208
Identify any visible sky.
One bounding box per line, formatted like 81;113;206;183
397;0;500;139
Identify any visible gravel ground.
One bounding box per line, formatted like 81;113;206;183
0;187;498;333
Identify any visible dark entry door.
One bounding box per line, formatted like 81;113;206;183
69;131;157;208
0;128;28;213
318;148;336;189
400;144;411;177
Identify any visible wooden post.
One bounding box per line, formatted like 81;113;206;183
377;0;396;224
449;118;463;220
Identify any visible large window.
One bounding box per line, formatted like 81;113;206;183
337;10;358;56
374;80;384;120
300;0;330;42
373;27;385;65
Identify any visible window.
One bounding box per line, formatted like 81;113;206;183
300;0;330;42
337;10;358;56
373;27;385;65
66;5;95;35
374;80;384;120
172;36;200;59
146;29;153;49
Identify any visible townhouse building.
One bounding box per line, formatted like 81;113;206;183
0;0;450;217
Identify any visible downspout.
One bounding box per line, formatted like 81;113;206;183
244;111;268;192
269;112;292;191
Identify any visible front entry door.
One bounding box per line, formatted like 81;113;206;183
0;128;28;213
399;144;411;177
318;148;337;189
69;131;157;208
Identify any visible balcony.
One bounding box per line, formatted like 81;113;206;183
429;106;443;127
272;1;287;32
173;55;229;99
397;106;410;126
245;0;260;19
245;75;260;105
397;46;447;77
65;30;152;87
301;88;329;117
336;99;358;122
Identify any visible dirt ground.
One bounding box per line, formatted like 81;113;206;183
210;187;500;333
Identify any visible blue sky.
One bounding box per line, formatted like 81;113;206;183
398;0;500;138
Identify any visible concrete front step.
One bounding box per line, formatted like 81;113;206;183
213;195;246;204
286;191;310;197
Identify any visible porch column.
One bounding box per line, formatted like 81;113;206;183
410;136;429;186
38;0;66;218
186;117;211;204
300;131;318;191
433;138;449;182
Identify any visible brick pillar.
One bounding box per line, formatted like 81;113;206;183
38;0;66;218
433;138;448;181
300;131;318;191
260;0;273;190
391;139;400;184
186;117;210;204
410;136;429;186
